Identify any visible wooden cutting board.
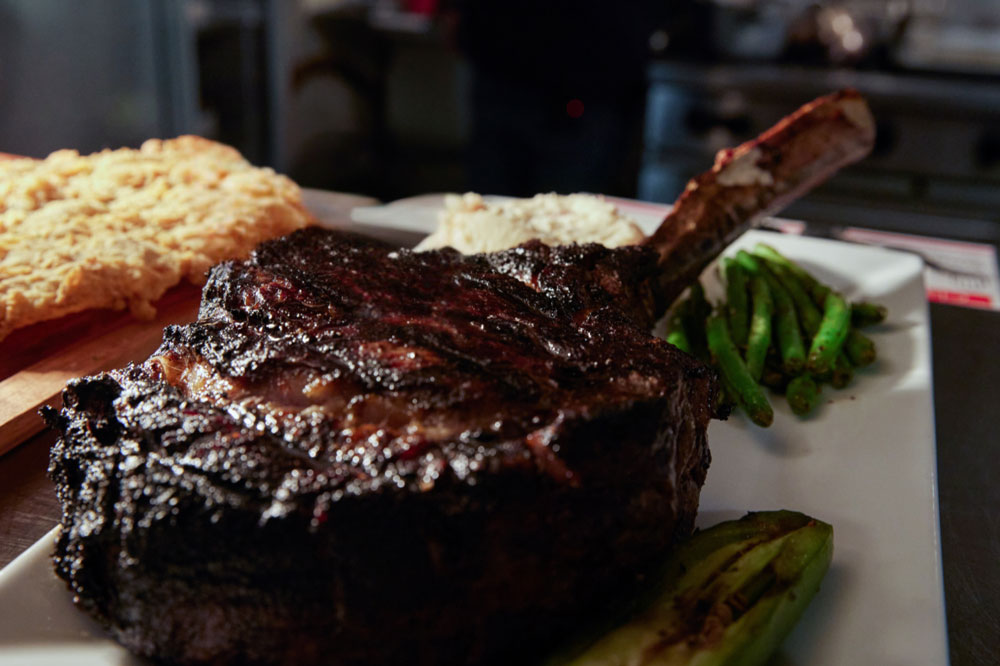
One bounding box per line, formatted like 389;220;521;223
0;285;203;456
0;155;378;455
0;150;198;455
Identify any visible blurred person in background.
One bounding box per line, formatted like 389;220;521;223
448;0;665;197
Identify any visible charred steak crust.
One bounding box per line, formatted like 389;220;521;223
45;227;715;665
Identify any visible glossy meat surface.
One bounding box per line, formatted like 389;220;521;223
139;229;690;498
46;228;715;665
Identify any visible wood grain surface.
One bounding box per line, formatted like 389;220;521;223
0;285;201;455
0;429;60;567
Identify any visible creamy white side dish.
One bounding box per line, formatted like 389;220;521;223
415;192;646;254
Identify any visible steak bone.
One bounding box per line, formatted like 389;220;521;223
645;89;875;306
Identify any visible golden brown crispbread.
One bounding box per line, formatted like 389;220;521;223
0;136;314;341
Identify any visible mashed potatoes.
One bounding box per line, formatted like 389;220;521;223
415;192;645;254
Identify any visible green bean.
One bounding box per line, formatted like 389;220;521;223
688;281;711;325
745;275;773;382
851;301;888;327
762;271;805;375
752;243;838;307
736;251;805;374
664;305;692;354
664;285;709;361
716;378;738;416
765;260;823;336
807;291;851;376
752;243;821;290
844;328;877;367
831;351;854;389
753;244;891;345
786;375;821;416
734;248;762;274
706;314;773;427
684;281;712;361
722;257;750;347
809;282;832;308
714;245;883;424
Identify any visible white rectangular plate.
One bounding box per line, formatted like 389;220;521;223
699;231;946;666
0;221;946;665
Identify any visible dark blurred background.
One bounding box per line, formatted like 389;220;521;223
1;0;999;242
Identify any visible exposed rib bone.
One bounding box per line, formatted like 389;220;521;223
645;89;876;306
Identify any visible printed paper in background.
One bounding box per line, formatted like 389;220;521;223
839;227;1000;311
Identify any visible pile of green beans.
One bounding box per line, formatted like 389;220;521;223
664;242;887;426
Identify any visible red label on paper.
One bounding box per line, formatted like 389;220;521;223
927;290;994;308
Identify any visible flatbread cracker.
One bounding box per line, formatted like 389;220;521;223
0;136;313;342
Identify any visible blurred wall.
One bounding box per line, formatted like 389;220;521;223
0;1;164;157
